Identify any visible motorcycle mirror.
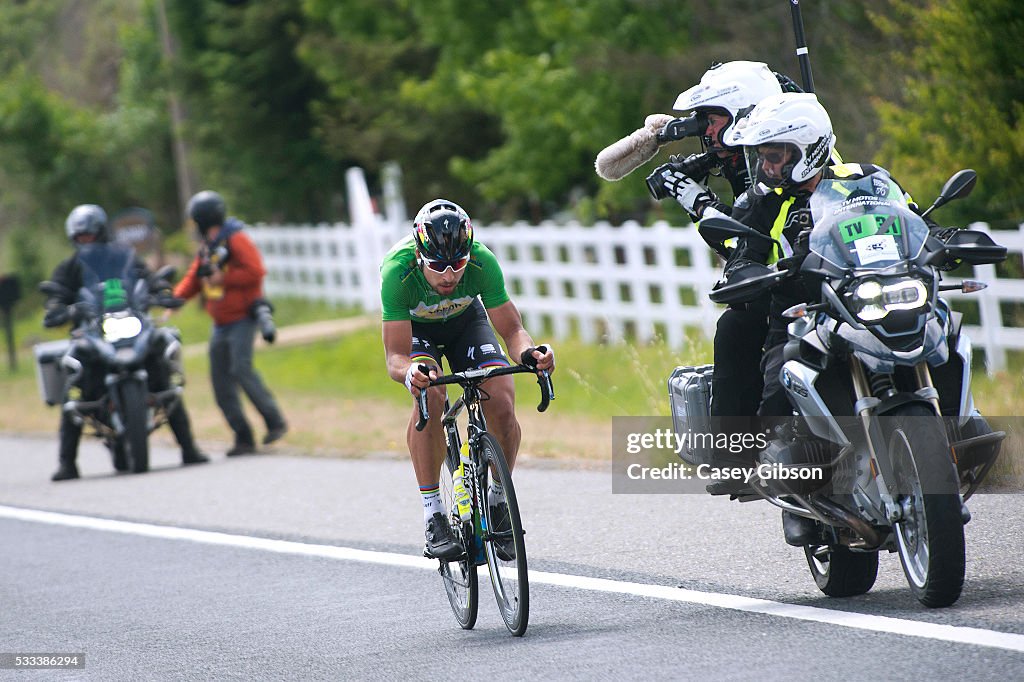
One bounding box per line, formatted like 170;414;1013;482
921;169;977;218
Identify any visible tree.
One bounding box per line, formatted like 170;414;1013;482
168;0;344;222
871;0;1024;226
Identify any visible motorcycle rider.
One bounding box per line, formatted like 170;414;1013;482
380;199;555;560
43;204;209;481
652;61;787;421
723;93;925;543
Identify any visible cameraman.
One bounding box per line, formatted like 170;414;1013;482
173;191;287;456
45;204;209;481
648;61;789;419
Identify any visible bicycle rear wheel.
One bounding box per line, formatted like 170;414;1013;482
439;446;478;629
479;432;529;636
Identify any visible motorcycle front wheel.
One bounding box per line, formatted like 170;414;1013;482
885;403;964;608
119;380;150;474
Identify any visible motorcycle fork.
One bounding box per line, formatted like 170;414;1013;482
913;362;942;416
849;357;900;522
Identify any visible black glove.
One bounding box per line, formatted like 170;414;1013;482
520;345;548;369
67;301;93;324
154;292;185;309
43;305;70;328
775;253;807;272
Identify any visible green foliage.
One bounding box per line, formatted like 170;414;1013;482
168;0;344;222
871;0;1024;226
0;0;1018;236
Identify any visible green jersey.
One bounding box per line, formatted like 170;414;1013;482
380;236;511;323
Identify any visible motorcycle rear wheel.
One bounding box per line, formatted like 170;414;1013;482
886;403;964;608
804;545;878;597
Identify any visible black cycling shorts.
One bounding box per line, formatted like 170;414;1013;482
409;298;510;373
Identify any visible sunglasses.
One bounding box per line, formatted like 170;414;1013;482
758;146;791;164
421;255;470;274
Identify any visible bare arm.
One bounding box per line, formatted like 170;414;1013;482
487;300;555;372
383;319;436;394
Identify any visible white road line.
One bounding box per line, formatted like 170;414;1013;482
4;504;1023;653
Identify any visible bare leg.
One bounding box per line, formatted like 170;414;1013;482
406;386;448;487
481;375;521;471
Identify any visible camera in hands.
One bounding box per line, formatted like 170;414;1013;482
646;152;719;200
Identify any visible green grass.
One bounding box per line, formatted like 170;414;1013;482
227;324;714;419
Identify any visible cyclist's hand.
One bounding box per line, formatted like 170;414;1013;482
404;363;437;396
520;345;555;373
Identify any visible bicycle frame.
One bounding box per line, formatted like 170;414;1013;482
416;362;553;636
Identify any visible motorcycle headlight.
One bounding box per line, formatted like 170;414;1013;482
846;277;928;322
102;314;143;342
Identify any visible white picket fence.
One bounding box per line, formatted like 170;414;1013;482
249;215;1024;376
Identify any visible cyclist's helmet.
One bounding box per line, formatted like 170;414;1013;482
187;190;227;233
725;92;835;190
65;204;108;244
412;198;473;264
673;61;783;151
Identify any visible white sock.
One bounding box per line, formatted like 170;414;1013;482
420;486;445;522
488;480;505;505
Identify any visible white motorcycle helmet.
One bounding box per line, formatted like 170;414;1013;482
724;92;835;190
672;61;784;151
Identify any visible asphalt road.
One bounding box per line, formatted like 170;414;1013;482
2;434;1022;680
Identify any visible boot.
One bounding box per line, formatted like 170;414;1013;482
168;403;209;465
52;416;82;482
51;461;80;481
226;425;256;457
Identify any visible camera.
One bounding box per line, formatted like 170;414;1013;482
655;112;709;144
645;152;719;200
197;244;230;278
250;298;277;344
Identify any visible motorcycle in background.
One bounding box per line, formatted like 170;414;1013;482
669;169;1006;607
35;244;187;474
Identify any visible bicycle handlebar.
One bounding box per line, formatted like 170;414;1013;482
414;363;554;431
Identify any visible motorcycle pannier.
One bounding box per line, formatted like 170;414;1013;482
34;339;71;406
667;365;714;465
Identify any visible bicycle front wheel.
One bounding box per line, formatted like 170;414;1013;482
439;447;478;629
479;432;529;636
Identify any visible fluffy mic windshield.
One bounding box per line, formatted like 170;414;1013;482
594;114;675;181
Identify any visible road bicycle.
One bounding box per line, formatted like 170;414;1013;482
415;358;553;636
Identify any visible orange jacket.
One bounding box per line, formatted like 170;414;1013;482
174;229;266;326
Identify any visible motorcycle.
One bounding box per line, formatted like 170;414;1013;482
669;169;1007;607
35;243;187;474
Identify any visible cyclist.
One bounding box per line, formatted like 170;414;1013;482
381;199;555;560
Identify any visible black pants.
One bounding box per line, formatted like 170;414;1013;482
756;341;792;418
711;304;768;417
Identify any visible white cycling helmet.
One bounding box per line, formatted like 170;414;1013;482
724;92;835;189
672;61;783;150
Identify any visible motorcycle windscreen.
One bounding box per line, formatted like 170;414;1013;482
808;172;929;271
77;243;142;312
